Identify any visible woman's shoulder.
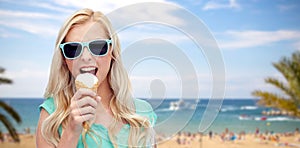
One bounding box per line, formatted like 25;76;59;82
134;98;153;112
134;98;157;126
39;97;55;114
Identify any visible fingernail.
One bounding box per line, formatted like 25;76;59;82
97;96;101;101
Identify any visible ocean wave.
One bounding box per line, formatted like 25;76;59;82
238;116;300;122
254;117;267;121
221;105;259;112
220;106;238;112
155;108;174;112
239;116;254;120
240;106;258;110
266;117;300;122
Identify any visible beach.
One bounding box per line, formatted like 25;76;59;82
0;134;35;148
1;98;300;147
157;131;300;148
1;132;300;148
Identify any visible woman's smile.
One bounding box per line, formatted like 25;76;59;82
79;66;98;76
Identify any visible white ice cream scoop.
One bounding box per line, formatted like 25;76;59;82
75;73;99;131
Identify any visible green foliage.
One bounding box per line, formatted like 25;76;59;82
0;67;12;85
0;67;21;142
252;51;300;117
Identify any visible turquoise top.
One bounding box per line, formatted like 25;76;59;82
39;97;157;148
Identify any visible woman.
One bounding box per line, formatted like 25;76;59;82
36;8;157;148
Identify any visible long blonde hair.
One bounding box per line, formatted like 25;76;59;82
42;8;154;147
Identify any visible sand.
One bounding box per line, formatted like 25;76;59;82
158;133;300;148
0;134;35;148
0;133;299;148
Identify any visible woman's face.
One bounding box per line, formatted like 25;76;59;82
64;21;112;84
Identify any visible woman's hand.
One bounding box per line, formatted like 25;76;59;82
67;88;101;135
36;89;100;148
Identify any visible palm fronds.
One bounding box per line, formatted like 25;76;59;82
0;67;13;85
0;67;21;142
252;51;300;117
0;114;20;142
0;101;22;123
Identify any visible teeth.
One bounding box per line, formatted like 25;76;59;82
81;67;96;72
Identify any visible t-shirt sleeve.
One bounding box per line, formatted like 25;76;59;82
39;97;56;114
135;99;157;127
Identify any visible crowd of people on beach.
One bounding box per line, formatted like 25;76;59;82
1;127;300;147
175;132;202;146
0;127;32;143
253;127;300;146
217;128;247;142
155;127;300;147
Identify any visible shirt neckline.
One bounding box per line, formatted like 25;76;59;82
91;123;130;135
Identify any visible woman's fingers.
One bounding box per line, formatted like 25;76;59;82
72;88;97;101
70;88;99;110
76;96;98;108
73;114;94;124
73;106;96;116
70;97;98;121
67;88;100;133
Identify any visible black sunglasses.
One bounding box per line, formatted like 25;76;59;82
60;39;112;59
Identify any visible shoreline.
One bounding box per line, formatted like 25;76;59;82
157;130;300;148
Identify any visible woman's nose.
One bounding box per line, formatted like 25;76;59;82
80;47;93;61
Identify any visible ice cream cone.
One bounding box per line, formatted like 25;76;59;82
75;73;99;131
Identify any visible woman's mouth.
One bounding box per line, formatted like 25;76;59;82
80;67;98;75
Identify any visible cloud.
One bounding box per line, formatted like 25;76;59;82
0;8;63;37
0;20;59;37
224;72;287;98
51;0;186;29
0;28;20;38
103;1;187;33
0;9;61;20
278;4;297;12
0;0;180;38
0;58;51;98
27;2;74;14
129;73;213;98
202;0;240;11
294;41;300;50
52;0;168;14
0;67;49;98
130;72;273;99
117;25;190;45
5;69;48;80
0;0;74;14
217;30;300;50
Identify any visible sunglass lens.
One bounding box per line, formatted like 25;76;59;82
89;40;108;56
64;43;82;59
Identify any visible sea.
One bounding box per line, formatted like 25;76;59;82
0;98;299;137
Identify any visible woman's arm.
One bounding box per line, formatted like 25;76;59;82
36;109;55;148
36;89;100;148
36;109;81;148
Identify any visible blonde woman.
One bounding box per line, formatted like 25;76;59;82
36;8;157;148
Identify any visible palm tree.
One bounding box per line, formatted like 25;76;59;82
252;51;300;117
0;67;22;142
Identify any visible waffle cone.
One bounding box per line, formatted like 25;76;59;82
75;81;99;92
75;73;99;131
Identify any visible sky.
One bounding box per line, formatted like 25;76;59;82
0;0;299;99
